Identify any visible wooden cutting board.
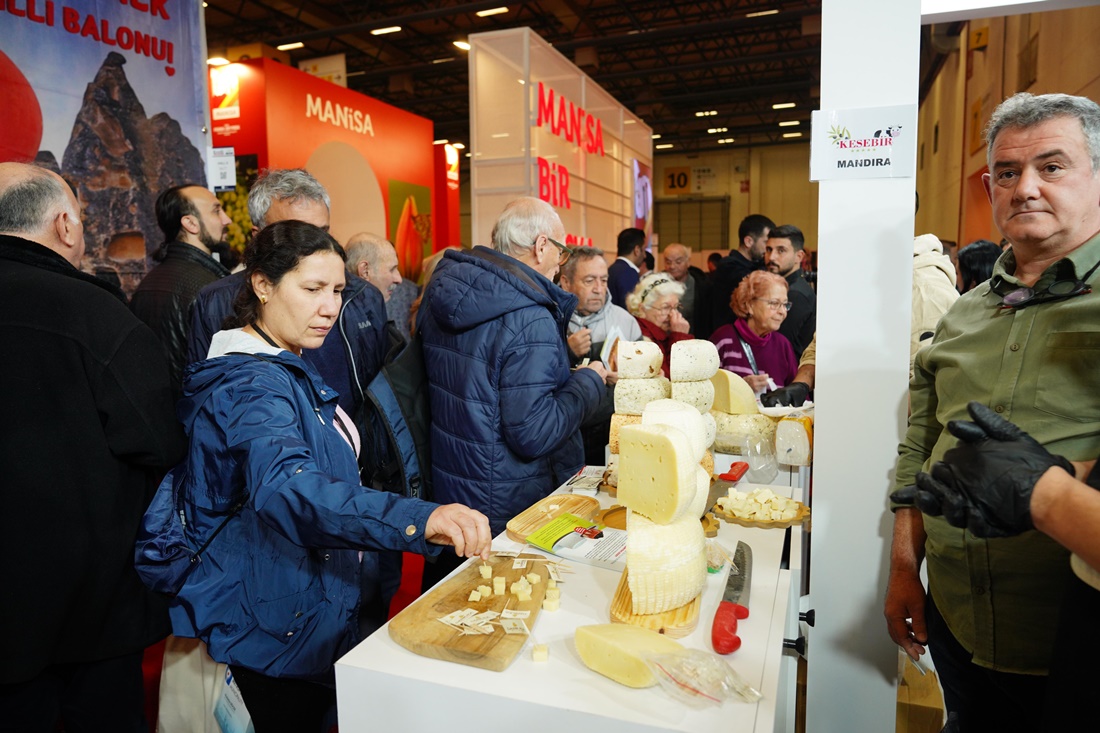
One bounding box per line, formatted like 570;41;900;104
504;494;600;543
388;553;551;671
609;568;700;638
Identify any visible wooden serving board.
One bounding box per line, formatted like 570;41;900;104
712;501;811;530
609;568;700;638
388;553;551;672
505;494;600;543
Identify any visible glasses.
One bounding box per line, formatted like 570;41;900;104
649;303;682;315
755;298;793;312
536;235;572;267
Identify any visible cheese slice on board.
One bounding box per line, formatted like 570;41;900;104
670;379;715;414
711;369;759;415
616;341;664;379
617;423;697;523
626;510;707;615
641;399;707;462
575;624;684;688
615;377;671;415
669;340;720;382
608;413;643;454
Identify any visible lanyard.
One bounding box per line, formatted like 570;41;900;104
737;336;759;375
252;322;282;350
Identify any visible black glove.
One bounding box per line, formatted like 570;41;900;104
890;401;1073;537
760;381;810;408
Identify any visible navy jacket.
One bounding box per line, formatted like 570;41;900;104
607;257;640;309
419;247;605;534
170;345;441;680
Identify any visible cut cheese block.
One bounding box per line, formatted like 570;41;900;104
615;377;671;415
608;413;643;454
711;369;759;415
710;411;779;454
669;340;720;382
618;424;698;523
617;341;664;379
670;379;715;414
702;411;716;450
626;510;707;614
686;465;712;518
575;624;684;688
776;410;814;466
700;450;714;477
641;399;706;462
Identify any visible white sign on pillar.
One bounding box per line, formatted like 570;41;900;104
810;105;918;180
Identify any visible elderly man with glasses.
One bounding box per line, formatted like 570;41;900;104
418;197;608;587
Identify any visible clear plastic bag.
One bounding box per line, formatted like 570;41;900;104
744;435;779;483
645;649;763;707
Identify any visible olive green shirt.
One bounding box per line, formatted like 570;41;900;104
894;232;1100;674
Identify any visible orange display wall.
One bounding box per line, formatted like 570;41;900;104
209;58;448;278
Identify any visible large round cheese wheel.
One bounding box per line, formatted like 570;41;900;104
617;341;664;379
641;399;706;462
615;377;671;415
618;424;697;523
702;411;716;450
670;379;715;414
670;340;720;382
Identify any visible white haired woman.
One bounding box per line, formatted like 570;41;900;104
626;272;692;377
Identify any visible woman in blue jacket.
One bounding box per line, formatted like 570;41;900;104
170;221;491;731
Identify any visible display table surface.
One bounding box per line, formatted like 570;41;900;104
335;466;799;732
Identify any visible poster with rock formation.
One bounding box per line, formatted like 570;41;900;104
1;0;206;293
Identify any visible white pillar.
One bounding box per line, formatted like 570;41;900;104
807;0;921;730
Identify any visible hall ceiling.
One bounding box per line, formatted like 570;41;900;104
203;1;826;156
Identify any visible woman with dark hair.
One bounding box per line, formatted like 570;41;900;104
956;239;1002;293
169;220;491;731
709;270;797;395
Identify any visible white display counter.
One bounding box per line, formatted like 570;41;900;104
335;461;806;733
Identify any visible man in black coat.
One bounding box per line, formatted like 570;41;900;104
0;162;186;730
706;213;774;334
607;226;646;308
763;224;817;359
130;184;233;400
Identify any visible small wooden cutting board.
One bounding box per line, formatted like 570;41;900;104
388;553;551;671
609;568;701;638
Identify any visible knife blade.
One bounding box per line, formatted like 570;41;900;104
711;541;753;654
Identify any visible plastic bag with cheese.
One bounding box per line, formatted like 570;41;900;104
646;649;763;707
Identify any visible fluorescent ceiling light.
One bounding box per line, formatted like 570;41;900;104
746;9;779;18
207;57;230;66
718;138;735;144
694;110;717;117
772;102;795;110
655;143;674;149
433;139;449;145
782;132;803;138
276;42;304;51
454;40;471;51
371;26;402;36
707;127;728;134
452;142;466;149
476;7;509;17
432;57;454;64
779;120;800;127
651;133;662;139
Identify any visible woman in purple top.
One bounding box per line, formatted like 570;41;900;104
709;270;798;394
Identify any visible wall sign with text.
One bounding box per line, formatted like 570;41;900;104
810;104;917;181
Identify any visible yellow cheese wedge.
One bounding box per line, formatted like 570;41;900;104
618;424;698;523
575;624;684;688
608;413;643;454
641;399;707;462
710;369;759;415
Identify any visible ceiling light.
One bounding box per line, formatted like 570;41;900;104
433;57;454;64
491;133;510;138
772;102;796;110
433;139;449;145
454;40;471;51
707;127;728;134
655;143;674;149
371;26;402;36
779;120;800;127
694;110;717;117
651;133;661;139
746;9;779;18
452;142;466;149
718;138;735;144
202;1;208;6
276;42;304;51
207;57;230;66
476;7;509;17
782;132;803;138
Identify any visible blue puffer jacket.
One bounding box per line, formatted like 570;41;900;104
419;247;605;534
169;344;441;681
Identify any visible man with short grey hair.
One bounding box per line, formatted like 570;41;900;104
661;242;710;335
246;167;331;233
418;197;608;586
346;231;403;302
0;162;185;729
886;92;1100;730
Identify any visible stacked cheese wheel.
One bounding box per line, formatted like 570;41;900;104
775;408;814;466
709;369;780;454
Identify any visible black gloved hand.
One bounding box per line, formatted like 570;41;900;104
891;401;1073;537
760;381;810;408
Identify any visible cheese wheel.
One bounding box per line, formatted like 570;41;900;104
614;377;671;415
710;411;779;454
575;624;684;688
711;369;759;415
618;424;697;523
669;340;720;382
776;410;814;466
700;450;714;477
670;379;715;414
641;399;706;462
702;411;716;450
616;341;664;379
686;465;712;518
608;413;642;454
626;510;707;614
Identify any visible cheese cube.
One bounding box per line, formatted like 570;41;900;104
546;577;557;589
532;644;550;662
575;624;684;688
641;399;707;462
516;590;532;602
545;587;561;601
617;424;698;523
670;379;715;414
477;585;492;597
608;413;642;454
710;369;759;415
542;597;560;612
493;576;506;595
670;340;720;382
615;377;671;415
479;564;492;580
526;572;541;585
616;341;664;379
468;590;482;602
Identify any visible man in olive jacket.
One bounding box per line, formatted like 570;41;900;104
0;163;186;730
